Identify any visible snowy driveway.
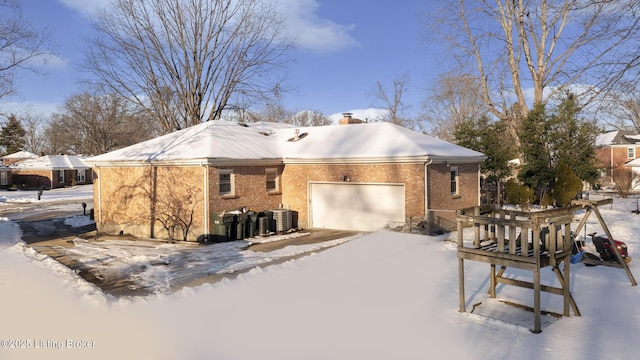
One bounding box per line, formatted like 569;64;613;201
33;232;359;296
1;185;362;297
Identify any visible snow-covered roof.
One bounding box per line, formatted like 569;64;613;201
279;122;485;163
12;155;90;170
596;130;640;146
2;150;38;160
626;158;640;167
87;120;485;165
87;121;293;164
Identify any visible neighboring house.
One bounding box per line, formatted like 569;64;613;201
595;130;640;185
0;164;11;189
11;155;93;189
87;117;486;241
2;150;38;166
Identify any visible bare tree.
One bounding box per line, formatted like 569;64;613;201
85;0;294;134
612;166;640;198
289;110;332;127
372;74;412;128
593;80;640;131
423;73;488;141
433;0;640;124
47;92;152;155
252;102;292;123
43;121;67;155
0;0;52;101
21;112;48;155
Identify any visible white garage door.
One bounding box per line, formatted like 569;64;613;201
309;182;405;231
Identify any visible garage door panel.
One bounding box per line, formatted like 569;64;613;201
310;183;405;231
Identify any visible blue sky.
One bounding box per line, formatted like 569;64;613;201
4;0;441;120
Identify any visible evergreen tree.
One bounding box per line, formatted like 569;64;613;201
518;92;601;204
0;114;26;155
548;92;600;183
454;116;516;204
518;104;555;203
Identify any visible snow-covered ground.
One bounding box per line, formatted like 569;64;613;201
1;188;639;360
47;233;359;295
0;185;94;204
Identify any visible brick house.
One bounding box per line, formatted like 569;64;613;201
594;130;640;185
11;155;94;189
87;118;485;241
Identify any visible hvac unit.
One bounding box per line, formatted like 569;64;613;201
272;209;292;232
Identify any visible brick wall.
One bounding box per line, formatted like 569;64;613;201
208;165;285;214
12;170;52;189
12;169;93;189
595;146;640;184
427;163;480;229
94;161;480;239
95;166;206;241
95;164;284;241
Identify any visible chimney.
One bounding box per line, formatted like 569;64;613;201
339;112;364;125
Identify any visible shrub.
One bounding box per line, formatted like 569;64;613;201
505;179;535;209
613;166;639;198
551;162;583;206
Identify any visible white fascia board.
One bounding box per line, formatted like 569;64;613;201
89;158;284;168
283;156;431;165
427;155;487;164
283;155;486;165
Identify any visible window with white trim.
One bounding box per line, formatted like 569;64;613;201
58;170;65;184
629;147;636;159
219;170;234;196
76;169;86;183
266;168;279;192
450;167;459;195
0;171;7;186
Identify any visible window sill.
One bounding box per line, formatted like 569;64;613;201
267;191;282;195
451;194;462;199
220;194;238;199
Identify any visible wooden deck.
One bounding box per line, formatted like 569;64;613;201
456;203;580;333
456;199;636;333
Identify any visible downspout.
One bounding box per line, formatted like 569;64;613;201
610;147;614;183
424;158;432;222
97;166;102;224
477;163;482;205
202;162;209;239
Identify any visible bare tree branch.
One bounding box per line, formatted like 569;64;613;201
433;0;640;121
423;72;488;141
0;0;52;101
47;92;153;155
372;74;413;128
84;0;294;134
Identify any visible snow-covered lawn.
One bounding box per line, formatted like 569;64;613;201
0;185;93;203
1;188;639;360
